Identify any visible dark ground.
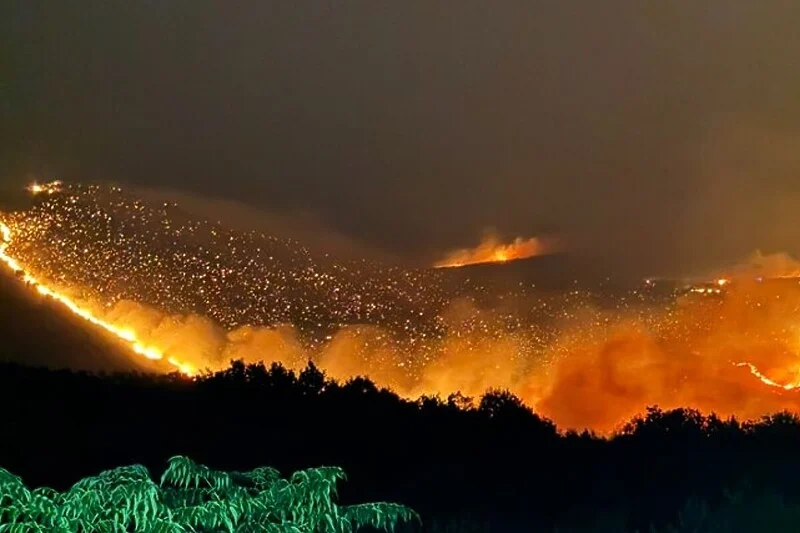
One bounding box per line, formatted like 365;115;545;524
0;270;162;372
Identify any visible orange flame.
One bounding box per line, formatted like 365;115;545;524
0;221;195;375
733;361;800;391
433;232;559;268
8;181;800;434
27;180;63;196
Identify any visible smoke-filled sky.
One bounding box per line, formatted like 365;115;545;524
4;2;800;277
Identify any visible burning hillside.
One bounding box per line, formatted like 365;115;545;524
4;182;800;433
433;232;560;268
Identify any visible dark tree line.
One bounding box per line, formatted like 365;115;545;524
3;359;800;532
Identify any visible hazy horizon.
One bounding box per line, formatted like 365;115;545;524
6;2;800;279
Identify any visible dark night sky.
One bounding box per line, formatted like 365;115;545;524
4;2;800;277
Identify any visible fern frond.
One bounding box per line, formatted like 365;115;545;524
0;458;416;533
0;468;30;507
343;502;421;532
0;523;46;533
161;456;232;492
232;466;281;490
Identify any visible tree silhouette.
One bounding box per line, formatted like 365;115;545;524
298;362;326;396
3;359;800;532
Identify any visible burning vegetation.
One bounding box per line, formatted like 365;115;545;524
3;182;800;433
432;232;559;268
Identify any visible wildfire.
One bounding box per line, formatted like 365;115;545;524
27;180;63;195
0;220;194;375
433;233;558;268
7;179;800;433
733;362;800;391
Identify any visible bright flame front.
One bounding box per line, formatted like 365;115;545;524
0;220;194;376
5;180;800;434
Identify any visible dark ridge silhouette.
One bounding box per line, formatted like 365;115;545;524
3;356;800;532
0;269;164;373
434;252;603;289
435;252;687;293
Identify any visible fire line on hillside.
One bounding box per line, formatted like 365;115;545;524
3;180;800;433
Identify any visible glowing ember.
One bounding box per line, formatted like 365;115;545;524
27;180;63;196
4;180;800;434
0;220;194;375
433;233;558;268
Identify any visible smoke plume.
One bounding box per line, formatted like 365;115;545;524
433;230;562;268
64;278;800;435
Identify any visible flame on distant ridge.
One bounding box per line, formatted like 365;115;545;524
434;232;559;268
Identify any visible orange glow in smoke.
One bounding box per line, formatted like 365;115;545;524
434;233;558;268
27;180;63;196
8;181;800;434
521;280;800;433
0;220;195;375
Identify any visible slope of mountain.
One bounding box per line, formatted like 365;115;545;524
0;268;168;373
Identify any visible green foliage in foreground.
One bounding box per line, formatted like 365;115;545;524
0;456;419;533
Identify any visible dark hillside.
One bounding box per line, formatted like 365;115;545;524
0;270;167;373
